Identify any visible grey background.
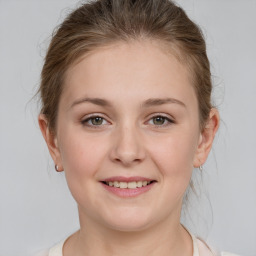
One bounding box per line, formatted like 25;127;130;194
0;0;255;255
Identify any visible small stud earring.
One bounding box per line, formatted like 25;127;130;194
199;165;203;171
55;165;62;172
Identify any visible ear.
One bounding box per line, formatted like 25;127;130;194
193;108;220;168
38;114;64;171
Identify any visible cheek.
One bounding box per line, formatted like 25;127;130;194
58;130;108;185
147;130;199;207
148;128;199;179
57;131;111;213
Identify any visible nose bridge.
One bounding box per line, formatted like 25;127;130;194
110;121;145;166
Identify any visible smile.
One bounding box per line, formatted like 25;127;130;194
102;180;155;189
100;177;157;197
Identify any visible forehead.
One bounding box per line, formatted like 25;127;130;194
62;40;197;107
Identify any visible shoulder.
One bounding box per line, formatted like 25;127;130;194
33;239;64;256
196;238;215;256
197;238;240;256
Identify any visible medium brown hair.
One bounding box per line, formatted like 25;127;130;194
39;0;212;132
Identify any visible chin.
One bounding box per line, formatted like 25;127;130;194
107;220;152;232
101;208;156;232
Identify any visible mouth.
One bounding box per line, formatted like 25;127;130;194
100;177;157;197
101;180;156;189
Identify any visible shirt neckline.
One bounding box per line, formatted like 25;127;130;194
49;230;201;256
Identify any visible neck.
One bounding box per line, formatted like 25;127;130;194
64;212;193;256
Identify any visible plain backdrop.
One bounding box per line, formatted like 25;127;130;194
0;0;255;255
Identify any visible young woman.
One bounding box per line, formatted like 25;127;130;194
37;0;238;255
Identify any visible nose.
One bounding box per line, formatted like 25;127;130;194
109;124;146;167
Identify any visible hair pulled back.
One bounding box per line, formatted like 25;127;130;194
39;0;212;132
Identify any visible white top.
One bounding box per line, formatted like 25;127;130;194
35;233;239;256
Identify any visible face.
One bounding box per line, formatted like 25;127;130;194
40;40;217;232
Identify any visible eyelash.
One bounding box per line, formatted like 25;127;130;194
81;115;109;128
147;115;174;127
81;114;174;128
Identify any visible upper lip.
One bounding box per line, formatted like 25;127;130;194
101;176;156;182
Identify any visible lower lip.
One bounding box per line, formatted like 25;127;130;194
101;182;156;197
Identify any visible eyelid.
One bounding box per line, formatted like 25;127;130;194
80;112;175;128
146;113;175;126
81;113;111;127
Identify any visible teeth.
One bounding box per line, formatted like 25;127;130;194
105;181;153;189
113;181;119;188
127;181;136;189
119;182;128;188
137;181;142;188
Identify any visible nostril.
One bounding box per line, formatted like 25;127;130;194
112;154;143;166
109;133;146;165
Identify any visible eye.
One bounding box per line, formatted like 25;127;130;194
81;115;108;127
148;115;174;126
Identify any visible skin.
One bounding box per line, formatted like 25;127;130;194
39;40;219;256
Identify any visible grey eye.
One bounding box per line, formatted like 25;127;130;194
152;116;166;125
90;117;104;125
82;116;108;126
148;115;174;126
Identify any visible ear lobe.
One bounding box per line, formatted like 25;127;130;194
193;108;220;168
38;114;63;169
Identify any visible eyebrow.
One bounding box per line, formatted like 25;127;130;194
70;97;186;109
142;98;186;108
70;97;111;109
